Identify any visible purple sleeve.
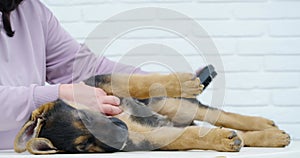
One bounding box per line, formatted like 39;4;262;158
0;85;59;131
43;4;146;85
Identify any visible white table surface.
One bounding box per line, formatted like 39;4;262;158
1;141;299;158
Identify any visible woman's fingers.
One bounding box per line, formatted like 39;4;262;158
99;104;123;115
97;96;121;115
99;96;120;106
59;83;123;115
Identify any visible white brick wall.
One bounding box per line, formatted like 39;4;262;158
41;0;300;139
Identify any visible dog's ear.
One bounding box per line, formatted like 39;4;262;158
15;102;56;153
14;118;44;153
26;138;58;154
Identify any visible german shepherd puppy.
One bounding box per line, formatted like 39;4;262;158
14;72;290;154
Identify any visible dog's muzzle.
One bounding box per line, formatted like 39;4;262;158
79;110;128;152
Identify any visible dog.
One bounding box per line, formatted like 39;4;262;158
14;72;290;154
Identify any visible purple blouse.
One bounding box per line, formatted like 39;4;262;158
0;0;143;149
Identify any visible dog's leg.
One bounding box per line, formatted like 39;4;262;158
149;98;278;131
159;126;242;151
238;130;290;147
84;73;203;99
116;104;241;152
119;121;242;152
148;98;200;126
210;110;278;131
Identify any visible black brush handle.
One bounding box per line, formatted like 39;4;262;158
197;65;217;90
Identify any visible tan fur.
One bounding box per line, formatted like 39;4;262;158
103;73;202;99
114;120;242;152
238;130;290;147
149;98;278;131
30;102;56;121
14;117;45;153
26;138;58;154
129;97;290;150
215;112;277;131
149;98;202;125
73;121;87;130
74;136;90;145
160;127;242;151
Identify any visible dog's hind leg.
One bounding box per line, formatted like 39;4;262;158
149;98;278;131
116;99;242;152
147;97;200;126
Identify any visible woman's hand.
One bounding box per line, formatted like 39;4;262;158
59;83;122;115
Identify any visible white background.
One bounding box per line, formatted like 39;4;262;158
41;0;300;140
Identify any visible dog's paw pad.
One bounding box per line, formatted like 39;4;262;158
211;129;243;152
226;131;243;152
228;131;237;139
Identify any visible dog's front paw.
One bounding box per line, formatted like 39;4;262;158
242;130;291;147
216;129;243;152
167;73;203;98
205;128;243;152
252;117;278;131
265;130;291;147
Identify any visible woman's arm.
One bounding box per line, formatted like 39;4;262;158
0;82;122;132
0;85;59;131
40;1;145;85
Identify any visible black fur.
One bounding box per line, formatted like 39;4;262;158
121;98;173;127
124;139;158;151
38;100;128;153
38;100;82;153
84;74;111;88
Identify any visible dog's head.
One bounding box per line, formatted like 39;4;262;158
14;100;128;154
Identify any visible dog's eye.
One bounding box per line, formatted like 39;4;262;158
76;137;93;152
75;139;89;152
76;144;86;152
